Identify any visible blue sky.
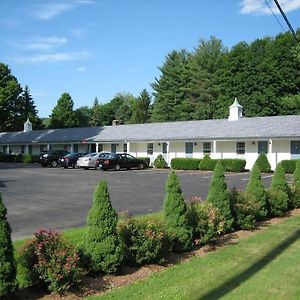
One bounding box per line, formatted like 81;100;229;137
1;0;300;118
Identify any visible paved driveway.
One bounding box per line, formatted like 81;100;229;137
0;163;273;240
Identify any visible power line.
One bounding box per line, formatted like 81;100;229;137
264;0;286;32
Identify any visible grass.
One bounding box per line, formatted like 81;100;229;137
87;214;300;300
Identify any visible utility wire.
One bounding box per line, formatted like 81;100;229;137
264;0;286;32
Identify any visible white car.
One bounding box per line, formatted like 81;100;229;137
76;152;110;169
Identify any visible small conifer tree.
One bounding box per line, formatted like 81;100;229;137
293;160;300;188
255;153;271;173
199;154;212;170
153;154;168;168
272;163;290;195
246;163;267;219
163;171;193;252
85;180;123;273
0;193;18;297
207;161;234;231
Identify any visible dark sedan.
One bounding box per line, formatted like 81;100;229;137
97;153;146;171
60;153;87;168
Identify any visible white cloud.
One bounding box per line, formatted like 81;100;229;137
76;66;86;72
13;51;91;64
31;3;73;20
24;36;68;51
240;0;300;15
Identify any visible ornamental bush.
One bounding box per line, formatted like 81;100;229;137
170;158;201;170
187;199;225;245
222;159;246;172
293;160;300;187
18;229;82;293
0;193;18;297
85;180;124;274
199;155;217;171
290;185;300;208
231;190;262;230
153;154;168;169
245;163;267;219
207;161;234;232
266;188;289;217
118;217;171;266
281;160;297;173
22;154;38;164
163;171;193;252
272;163;291;205
255;153;271;173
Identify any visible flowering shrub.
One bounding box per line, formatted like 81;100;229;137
118;217;171;266
187;197;225;245
18;229;83;293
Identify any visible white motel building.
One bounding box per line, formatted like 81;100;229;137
0;99;299;170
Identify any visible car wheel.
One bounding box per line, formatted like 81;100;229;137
51;160;58;168
138;163;145;170
114;164;121;171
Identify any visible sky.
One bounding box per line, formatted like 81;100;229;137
1;0;300;118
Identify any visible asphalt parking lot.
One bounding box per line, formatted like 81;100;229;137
0;162;274;240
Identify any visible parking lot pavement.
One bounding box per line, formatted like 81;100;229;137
0;163;273;240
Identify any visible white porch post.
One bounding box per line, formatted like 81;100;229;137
166;141;170;166
47;143;50;151
127;141;130;154
70;144;74;153
96;142;98;152
213;140;217;158
25;144;29;154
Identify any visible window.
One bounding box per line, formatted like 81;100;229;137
123;143;127;153
21;145;25;154
73;144;78;153
28;145;32;155
111;144;117;153
147;143;153;155
162;142;168;154
258;141;268;154
236;142;245;155
185;142;193;155
203;142;212;154
97;144;103;152
291;141;300;154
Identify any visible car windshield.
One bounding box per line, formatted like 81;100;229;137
84;153;97;157
108;153;117;159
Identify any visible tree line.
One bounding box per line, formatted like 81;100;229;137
0;30;299;131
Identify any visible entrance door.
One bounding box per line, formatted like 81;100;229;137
111;143;117;153
162;142;168;162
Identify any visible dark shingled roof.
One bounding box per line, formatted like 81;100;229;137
0;115;299;144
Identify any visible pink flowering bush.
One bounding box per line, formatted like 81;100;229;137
18;229;83;293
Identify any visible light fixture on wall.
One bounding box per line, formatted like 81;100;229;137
194;142;197;146
252;141;255;145
158;143;161;146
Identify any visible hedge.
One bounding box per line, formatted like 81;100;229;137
281;160;298;173
0;153;38;163
222;159;246;172
171;158;201;170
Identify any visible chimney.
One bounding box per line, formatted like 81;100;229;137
228;98;243;121
23;118;32;132
112;119;119;126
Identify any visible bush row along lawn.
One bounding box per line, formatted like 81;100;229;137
87;212;300;300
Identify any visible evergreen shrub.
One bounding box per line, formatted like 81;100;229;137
0;193;18;297
187;198;225;245
272;163;291;201
18;229;82;293
222;159;246;172
245;163;267;219
199;155;217;170
293;160;300;187
290;185;300;208
207;161;234;232
255;153;271;173
163;171;193;252
85;180;124;273
231;190;262;230
153;154;168;169
281;160;297;173
22;154;38;163
266;188;289;216
118;217;171;266
171;158;201;170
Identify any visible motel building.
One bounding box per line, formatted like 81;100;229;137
0;99;299;170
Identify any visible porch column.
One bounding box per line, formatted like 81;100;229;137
127;141;130;153
47;143;50;151
25;144;29;154
166;141;170;166
70;144;74;153
96;142;99;152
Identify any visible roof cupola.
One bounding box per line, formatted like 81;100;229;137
228;98;243;121
23;118;32;132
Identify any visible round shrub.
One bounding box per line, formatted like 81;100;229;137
187;199;225;245
281;160;297;173
118;217;171;266
18;229;83;293
199;155;216;171
85;180;124;274
266;188;289;217
255;153;271;173
153;154;168;169
163;171;193;252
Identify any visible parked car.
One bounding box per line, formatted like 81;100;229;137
60;152;87;168
76;152;110;169
97;153;146;171
38;150;70;167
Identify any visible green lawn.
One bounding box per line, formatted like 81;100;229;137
88;214;300;300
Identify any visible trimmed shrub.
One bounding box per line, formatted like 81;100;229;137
0;193;18;297
85;180;124;273
118;217;171;266
290;185;300;208
207;161;234;232
153;154;168;169
22;154;38;164
18;229;82;293
266;188;289;217
255;153;271;173
293;160;300;187
272;163;291;197
199;155;217;171
231;190;262;230
187;199;225;245
281;160;297;173
163;171;193;252
137;157;150;167
222;159;246;172
245;163;267;219
171;158;201;170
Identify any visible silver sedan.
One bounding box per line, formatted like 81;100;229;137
76;152;110;169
